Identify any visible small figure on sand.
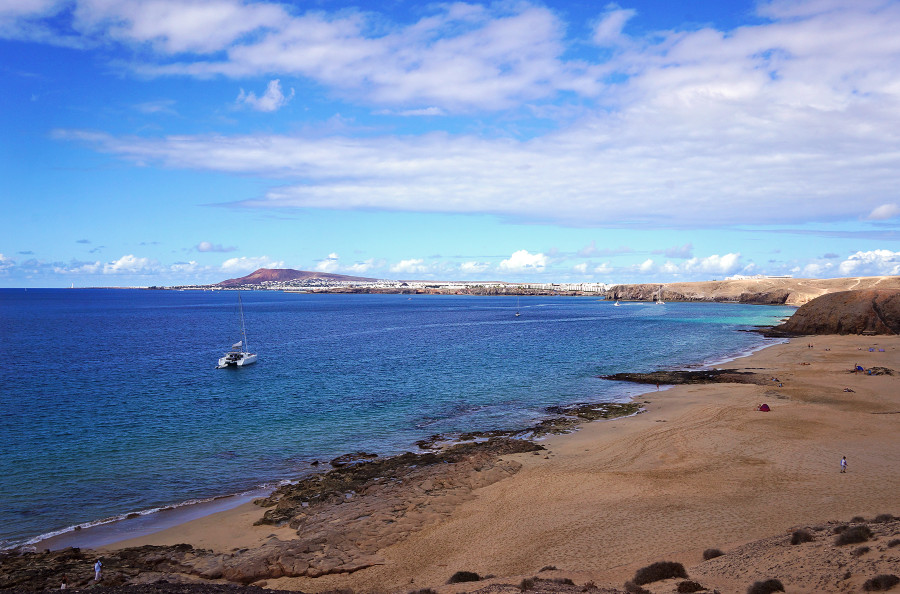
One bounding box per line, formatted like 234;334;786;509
60;574;67;590
840;456;847;473
94;559;102;582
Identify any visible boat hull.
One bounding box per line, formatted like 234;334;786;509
217;352;258;368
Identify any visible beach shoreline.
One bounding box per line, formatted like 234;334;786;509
26;332;787;556
60;334;899;593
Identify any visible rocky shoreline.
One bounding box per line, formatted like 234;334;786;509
0;399;645;592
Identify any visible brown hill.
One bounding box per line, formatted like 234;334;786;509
609;276;900;306
218;268;378;287
771;289;900;335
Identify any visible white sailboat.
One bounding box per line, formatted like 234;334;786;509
217;291;257;368
515;295;521;317
614;300;620;306
656;287;665;305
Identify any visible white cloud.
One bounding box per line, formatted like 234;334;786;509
499;250;547;272
572;262;588;274
316;252;340;273
866;203;900;220
347;259;376;274
220;256;284;274
460;261;490;274
639;259;654;273
682;253;742;275
594;262;613;274
390;258;427;274
838;249;900;276
197;241;236;252
103;254;158;274
72;0;288;54
592;5;637;47
237;79;295;112
32;1;900;228
0;253;14;271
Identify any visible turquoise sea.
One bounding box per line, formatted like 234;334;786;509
0;289;793;549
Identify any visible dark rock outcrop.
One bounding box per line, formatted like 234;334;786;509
599;369;769;385
770;289;900;335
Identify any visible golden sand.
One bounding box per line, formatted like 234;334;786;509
104;335;900;592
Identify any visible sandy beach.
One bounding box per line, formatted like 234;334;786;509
99;335;899;593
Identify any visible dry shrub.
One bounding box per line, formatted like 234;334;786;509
553;578;575;585
677;580;705;592
447;571;481;584
746;578;785;594
623;581;651;594
632;561;688;585
853;546;871;557
873;514;895;523
833;524;849;534
703;548;724;560
791;529;814;545
888;539;900;548
519;577;535;591
836;525;873;545
863;574;900;591
539;565;558;572
852;516;867;523
581;581;598;591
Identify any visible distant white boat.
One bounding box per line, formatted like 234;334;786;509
217;292;257;368
614;300;620;306
515;295;521;317
656;288;665;305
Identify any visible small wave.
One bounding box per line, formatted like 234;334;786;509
11;484;276;551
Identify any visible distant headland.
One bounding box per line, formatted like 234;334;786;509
159;268;900;305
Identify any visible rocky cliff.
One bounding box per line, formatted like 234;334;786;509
608;276;900;307
771;289;900;335
218;268;377;287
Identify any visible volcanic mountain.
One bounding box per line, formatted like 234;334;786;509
218;268;378;287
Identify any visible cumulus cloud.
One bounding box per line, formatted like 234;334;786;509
237;79;295;112
594;262;613;274
221;255;284;274
347;259;377;274
638;259;654;273
460;261;490;275
838;249;900;276
103;254;159;274
499;250;547;272
316;252;340;273
572;262;588;274
197;241;236;252
390;258;427;274
0;253;14;271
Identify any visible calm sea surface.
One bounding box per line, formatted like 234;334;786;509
0;289;793;548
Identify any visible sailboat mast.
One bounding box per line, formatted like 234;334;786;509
239;291;249;351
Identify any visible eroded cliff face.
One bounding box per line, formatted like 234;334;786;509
772;289;900;335
608;276;900;307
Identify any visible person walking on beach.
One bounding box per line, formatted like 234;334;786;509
94;559;102;582
840;456;847;473
60;574;67;589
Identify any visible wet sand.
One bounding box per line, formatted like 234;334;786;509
103;335;900;592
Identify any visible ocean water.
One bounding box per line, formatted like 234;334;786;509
0;289;793;549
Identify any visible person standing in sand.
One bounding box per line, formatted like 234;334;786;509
840;456;847;473
94;559;102;581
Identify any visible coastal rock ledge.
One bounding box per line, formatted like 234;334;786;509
772;289;900;335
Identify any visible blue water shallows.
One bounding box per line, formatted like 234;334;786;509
0;289;793;548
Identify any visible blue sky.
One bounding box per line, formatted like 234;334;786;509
2;0;900;287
